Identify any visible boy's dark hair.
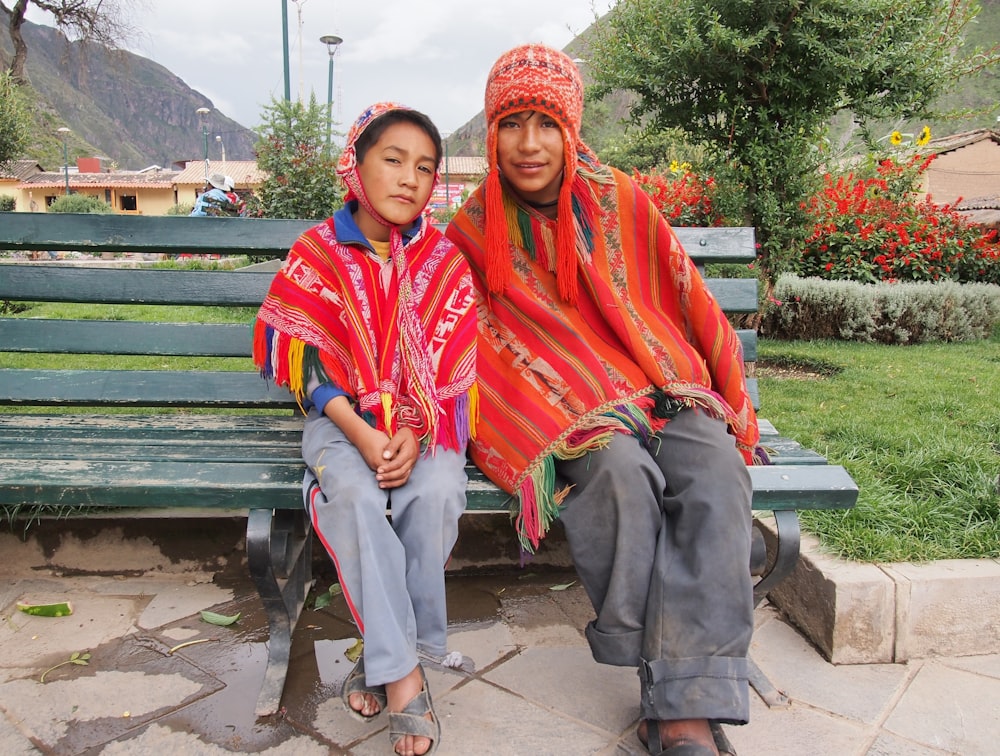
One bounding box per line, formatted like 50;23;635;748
354;109;443;167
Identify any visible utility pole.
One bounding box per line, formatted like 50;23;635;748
57;127;71;195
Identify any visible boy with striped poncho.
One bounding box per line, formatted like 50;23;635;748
255;103;476;756
446;44;767;756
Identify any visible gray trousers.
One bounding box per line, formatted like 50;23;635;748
555;408;753;724
301;409;467;687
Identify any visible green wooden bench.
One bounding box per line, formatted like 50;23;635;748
0;212;858;713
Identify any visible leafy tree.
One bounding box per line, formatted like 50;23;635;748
48;193;113;213
254;95;342;221
1;0;141;84
589;0;1000;277
0;70;30;166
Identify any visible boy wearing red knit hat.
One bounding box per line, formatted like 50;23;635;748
447;44;767;756
256;103;477;756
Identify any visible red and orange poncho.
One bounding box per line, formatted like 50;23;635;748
447;161;763;552
254;216;478;453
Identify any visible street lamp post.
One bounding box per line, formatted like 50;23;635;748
196;108;210;182
215;134;226;165
57;127;71;195
320;35;343;155
281;0;291;102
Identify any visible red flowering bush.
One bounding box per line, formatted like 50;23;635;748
633;166;726;227
797;155;1000;285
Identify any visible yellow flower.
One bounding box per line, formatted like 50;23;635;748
890;131;903;146
669;160;681;174
916;126;931;146
680;161;692;172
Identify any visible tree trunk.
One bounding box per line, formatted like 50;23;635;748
5;0;30;84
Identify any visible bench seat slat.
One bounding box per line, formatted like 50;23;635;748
466;465;858;512
0;440;303;462
0;436;823;465
0;413;300;433
0;458;305;509
0;458;856;512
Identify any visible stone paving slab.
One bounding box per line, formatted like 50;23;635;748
883;662;1000;755
751;610;910;725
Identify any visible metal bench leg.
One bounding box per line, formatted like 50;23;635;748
748;656;790;708
748;509;800;708
247;507;313;717
752;509;801;607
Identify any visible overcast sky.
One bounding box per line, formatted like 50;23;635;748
30;1;613;141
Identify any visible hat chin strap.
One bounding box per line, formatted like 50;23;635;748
343;168;394;229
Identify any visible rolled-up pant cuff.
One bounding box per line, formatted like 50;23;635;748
639;656;749;725
585;620;643;667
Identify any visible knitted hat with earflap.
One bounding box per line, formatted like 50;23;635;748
483;43;598;304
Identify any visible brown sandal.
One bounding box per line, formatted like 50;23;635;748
388;664;440;755
340;656;387;722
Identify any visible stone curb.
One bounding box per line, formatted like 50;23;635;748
761;517;1000;664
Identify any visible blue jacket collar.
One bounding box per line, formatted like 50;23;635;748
332;201;423;252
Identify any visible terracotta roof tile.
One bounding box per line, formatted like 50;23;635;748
18;171;178;190
440;156;487;177
923;128;1000;155
173;160;267;187
0;159;44;181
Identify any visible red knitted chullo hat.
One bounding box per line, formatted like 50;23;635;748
484;43;596;304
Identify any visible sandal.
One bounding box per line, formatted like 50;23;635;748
341;656;387;722
388;664;440;755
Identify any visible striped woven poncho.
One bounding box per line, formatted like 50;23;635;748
446;164;762;551
254;216;478;452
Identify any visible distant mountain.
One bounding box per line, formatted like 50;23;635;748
2;18;257;171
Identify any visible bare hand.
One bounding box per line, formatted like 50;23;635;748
376;427;419;489
354;427;394;473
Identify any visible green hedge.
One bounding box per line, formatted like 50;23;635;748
762;275;1000;343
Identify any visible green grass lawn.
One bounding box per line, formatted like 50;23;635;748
758;328;1000;563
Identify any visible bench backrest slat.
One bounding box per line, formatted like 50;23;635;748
0;214;757;262
0;265;758;310
0;266;274;306
0;320;254;357
0;369;296;408
0;214;317;256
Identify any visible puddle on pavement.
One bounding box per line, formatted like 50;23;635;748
48;567;580;753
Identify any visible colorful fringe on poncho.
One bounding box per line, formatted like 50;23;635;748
254;217;478;452
446;163;764;552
